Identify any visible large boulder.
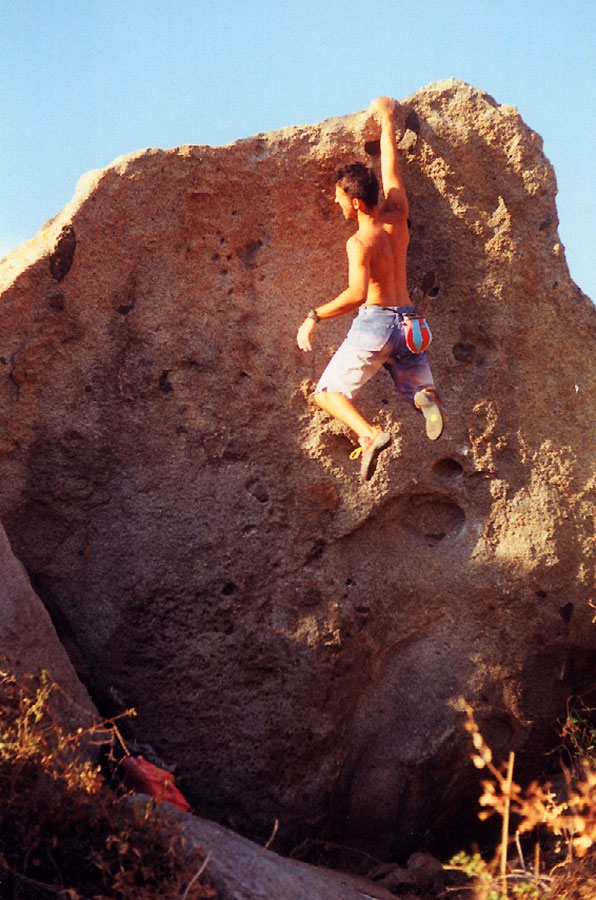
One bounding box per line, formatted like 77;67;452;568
1;78;595;859
0;521;97;731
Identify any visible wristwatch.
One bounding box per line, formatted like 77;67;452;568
306;308;321;323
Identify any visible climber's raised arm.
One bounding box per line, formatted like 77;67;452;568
370;96;409;219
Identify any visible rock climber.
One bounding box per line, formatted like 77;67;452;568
296;96;442;480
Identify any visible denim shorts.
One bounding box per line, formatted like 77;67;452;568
315;304;436;404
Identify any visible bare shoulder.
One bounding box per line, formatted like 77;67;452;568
347;232;370;256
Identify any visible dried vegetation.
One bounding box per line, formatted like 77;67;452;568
0;662;216;900
4;658;596;900
447;700;596;899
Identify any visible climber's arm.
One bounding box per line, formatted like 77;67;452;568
370;96;408;219
297;236;369;351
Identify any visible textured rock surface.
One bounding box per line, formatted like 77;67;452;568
144;802;401;900
1;79;595;860
0;521;97;731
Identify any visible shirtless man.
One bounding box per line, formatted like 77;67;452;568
296;95;442;480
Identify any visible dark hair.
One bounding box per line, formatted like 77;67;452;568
336;162;379;209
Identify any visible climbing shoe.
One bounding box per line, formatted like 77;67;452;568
350;429;392;481
414;389;443;440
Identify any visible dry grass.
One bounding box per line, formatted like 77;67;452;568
446;701;596;900
0;661;217;900
5;657;596;900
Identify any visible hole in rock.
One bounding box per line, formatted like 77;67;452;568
221;582;238;596
420;271;435;294
400;493;465;542
300;584;323;608
305;539;326;563
364;139;380;156
452;342;476;363
405;109;421;134
159;371;173;393
236;238;263;266
47;292;65;311
432;457;464;483
246;480;269;503
559;602;574;623
49;225;76;281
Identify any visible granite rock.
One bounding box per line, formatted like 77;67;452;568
1;79;595;858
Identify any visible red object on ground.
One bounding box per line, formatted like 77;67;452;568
120;754;191;812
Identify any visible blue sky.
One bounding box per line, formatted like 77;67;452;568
1;0;594;300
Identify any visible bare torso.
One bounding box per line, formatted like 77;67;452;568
353;207;410;307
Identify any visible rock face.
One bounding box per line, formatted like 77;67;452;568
0;522;97;731
146;803;402;900
1;79;595;860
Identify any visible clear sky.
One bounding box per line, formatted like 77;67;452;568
1;0;594;300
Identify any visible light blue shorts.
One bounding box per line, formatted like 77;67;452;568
315;304;437;404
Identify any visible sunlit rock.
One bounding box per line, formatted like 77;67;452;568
1;79;595;859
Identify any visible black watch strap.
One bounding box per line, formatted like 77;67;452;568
307;308;321;323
